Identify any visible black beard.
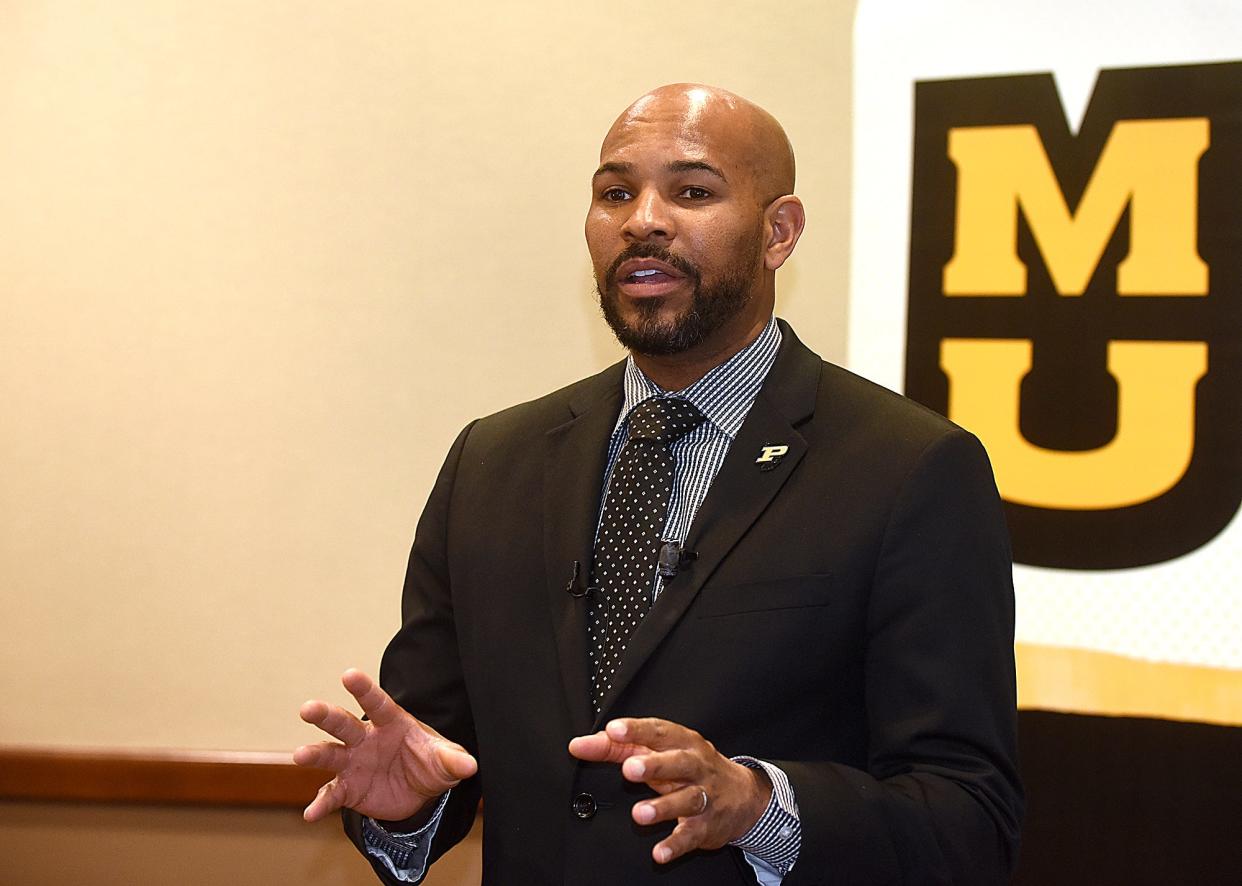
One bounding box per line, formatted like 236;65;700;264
596;243;757;357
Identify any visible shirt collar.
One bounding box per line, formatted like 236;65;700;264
614;316;783;441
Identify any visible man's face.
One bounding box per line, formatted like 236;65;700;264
585;95;770;357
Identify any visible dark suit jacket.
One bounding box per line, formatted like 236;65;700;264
345;321;1023;885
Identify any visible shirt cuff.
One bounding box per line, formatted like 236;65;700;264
729;757;801;878
361;792;450;883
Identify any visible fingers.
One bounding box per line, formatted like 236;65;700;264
340;669;402;727
570;716;763;865
433;740;478;781
300;698;367;747
632;783;709;826
570;717;689;762
621;748;698;784
567;730;650;764
302;776;346;823
653;815;709;864
292;740;350;773
605;717;698;752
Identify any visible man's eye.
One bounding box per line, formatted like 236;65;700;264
601;187;630;202
681;186;711;200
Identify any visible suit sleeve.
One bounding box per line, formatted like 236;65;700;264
781;428;1023;886
342;422;484;884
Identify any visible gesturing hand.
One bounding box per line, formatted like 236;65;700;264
568;718;771;864
294;669;477;824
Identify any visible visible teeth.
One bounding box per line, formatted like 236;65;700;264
633;268;659;277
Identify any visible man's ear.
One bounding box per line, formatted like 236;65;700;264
763;196;806;271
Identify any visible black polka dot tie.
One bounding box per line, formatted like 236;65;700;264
587;396;705;712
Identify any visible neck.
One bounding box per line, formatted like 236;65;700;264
631;314;770;391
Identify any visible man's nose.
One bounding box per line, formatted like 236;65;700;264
621;189;674;242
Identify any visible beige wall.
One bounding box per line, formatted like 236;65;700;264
0;0;855;747
1;0;855;755
0;800;482;886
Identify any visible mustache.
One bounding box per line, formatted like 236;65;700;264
604;242;700;285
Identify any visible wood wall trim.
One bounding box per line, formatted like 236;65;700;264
0;745;331;807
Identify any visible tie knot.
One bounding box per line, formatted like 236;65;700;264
626;397;705;445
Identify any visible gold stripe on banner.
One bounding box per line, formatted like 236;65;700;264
1017;642;1242;727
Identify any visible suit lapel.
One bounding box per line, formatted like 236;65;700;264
595;322;823;723
543;365;624;737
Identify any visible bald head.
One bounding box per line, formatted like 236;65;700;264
585;83;806;383
602;83;796;206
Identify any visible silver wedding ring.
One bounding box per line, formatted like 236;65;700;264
694;787;709;815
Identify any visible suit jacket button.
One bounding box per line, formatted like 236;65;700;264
571;792;597;820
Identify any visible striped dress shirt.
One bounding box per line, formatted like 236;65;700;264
602;317;800;882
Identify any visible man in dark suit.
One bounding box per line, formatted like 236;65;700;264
296;84;1023;885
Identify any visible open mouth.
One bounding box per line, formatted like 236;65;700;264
614;258;691;296
629;268;674;283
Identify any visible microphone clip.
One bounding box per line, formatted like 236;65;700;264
564;560;599;599
657;542;698;581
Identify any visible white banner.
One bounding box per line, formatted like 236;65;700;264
851;0;1242;724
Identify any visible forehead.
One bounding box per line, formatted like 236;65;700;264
597;92;756;178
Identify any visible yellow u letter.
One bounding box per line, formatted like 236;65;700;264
940;339;1208;510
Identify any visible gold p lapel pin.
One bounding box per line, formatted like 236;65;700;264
755;444;789;472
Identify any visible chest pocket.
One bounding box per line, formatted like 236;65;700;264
693;573;833;619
